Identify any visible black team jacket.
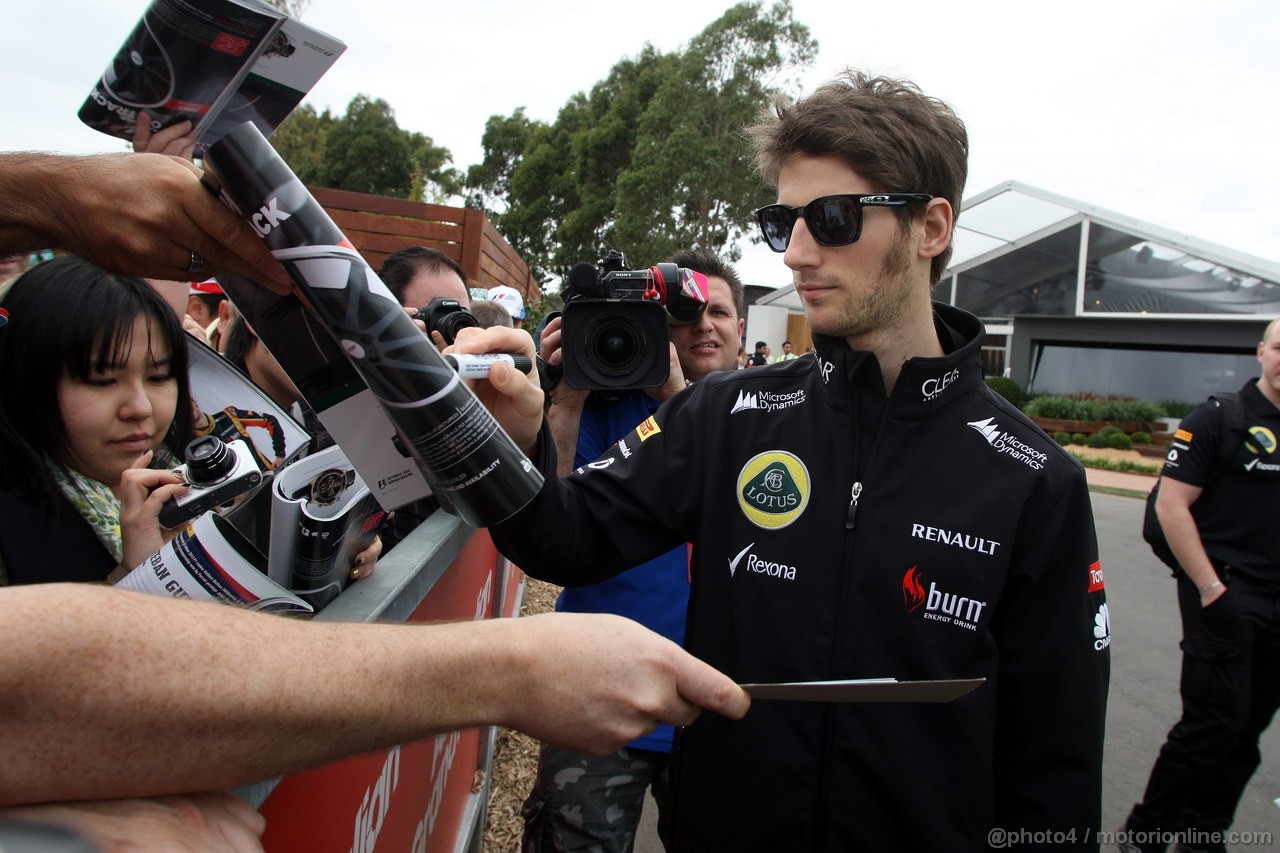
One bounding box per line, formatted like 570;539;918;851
492;302;1110;851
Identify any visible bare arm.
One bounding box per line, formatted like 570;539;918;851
1155;477;1225;606
2;792;265;852
0;152;290;291
0;584;748;806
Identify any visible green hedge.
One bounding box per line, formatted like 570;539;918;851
1022;394;1164;423
1107;433;1133;450
985;376;1026;408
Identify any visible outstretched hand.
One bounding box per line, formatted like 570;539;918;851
38;152;292;292
496;612;750;755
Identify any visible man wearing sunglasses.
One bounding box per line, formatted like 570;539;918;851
457;70;1107;850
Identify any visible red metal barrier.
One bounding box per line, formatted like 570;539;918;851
258;525;523;851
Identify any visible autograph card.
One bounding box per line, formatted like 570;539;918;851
740;677;984;703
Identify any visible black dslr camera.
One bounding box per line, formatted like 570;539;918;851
159;435;264;529
560;251;709;390
413;297;478;345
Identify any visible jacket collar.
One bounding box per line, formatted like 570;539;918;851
810;302;986;418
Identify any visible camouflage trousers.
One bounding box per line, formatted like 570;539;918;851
522;742;673;853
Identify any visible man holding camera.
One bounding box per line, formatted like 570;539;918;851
524;249;743;851
454;70;1107;850
381;245;472;349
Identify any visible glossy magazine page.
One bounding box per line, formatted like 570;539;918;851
78;0;344;153
117;512;311;614
269;444;385;610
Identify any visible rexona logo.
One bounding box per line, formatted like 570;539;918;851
1093;603;1111;651
966;418;1047;470
921;368;960;402
730;388;806;414
736;451;811;529
900;566;988;632
249;197;292;237
727;542;797;581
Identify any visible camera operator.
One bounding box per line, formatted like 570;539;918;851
524;249;744;852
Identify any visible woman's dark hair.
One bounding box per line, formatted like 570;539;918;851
0;257;193;505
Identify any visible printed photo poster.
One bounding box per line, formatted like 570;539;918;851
185;335;310;474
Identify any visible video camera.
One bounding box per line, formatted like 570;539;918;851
560;251;709;390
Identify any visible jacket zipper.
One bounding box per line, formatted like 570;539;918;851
845;482;862;529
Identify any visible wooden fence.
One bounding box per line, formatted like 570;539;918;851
310;187;539;302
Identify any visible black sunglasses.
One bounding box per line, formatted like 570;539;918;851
755;193;933;252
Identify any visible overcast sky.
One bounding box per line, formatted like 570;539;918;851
5;0;1277;286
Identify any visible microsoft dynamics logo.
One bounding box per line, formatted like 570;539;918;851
967;418;1047;470
731;388;806;415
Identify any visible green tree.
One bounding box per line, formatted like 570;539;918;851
269;103;333;184
470;1;815;286
616;1;817;263
465;107;540;214
269;96;460;200
317;96;416;197
483;46;677;282
407;131;463;203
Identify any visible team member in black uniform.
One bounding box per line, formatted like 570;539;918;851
454;70;1109;850
1123;318;1280;853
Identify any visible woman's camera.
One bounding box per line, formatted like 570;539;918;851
159;435;264;529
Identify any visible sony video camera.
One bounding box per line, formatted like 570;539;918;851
159;435;264;529
560;251;709;390
413;297;478;345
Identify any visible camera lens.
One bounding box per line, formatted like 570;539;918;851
183;435;236;484
440;311;479;344
417;298;479;345
561;298;669;390
586;317;644;376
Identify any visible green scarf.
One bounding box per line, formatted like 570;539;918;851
44;446;181;565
